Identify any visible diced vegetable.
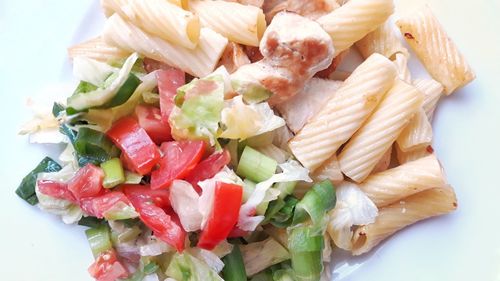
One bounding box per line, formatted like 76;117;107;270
15;157;62;205
185;149;230;192
237;146;277;183
273;268;297;281
88;249;129;281
288;226;324;281
100;158;125;188
156;69;185;123
222;244;247;281
73;127;119;167
106;116;161;175
135;104;172;144
80;191;137;220
37;180;76;202
198;182;243;250
240;237;290;276
86;224;112;257
242;179;256;203
122;184;170;209
270;196;299;228
292;180;336;226
67;164;104;200
169;180;203;232
78;217;104;228
151;140;205;190
166;252;224;281
52;102;65;117
101;73;141;108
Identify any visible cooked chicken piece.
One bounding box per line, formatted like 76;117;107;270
223;0;264;8
276;78;342;133
218;42;251;74
315;49;349;78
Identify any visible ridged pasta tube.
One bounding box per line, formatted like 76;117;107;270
359;154;446;207
67;37;130;63
395;145;433;165
396;108;433;152
289;53;397;171
397;6;475;94
317;0;394;56
351;186;457;255
355;20;409;60
103;14;228;77
311;154;344;184
338;79;423;182
190;0;266;47
413;78;444;121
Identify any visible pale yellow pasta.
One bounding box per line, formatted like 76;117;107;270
338;79;423;182
289;53;397;171
372;147;392;174
122;0;200;49
395;144;432;165
359;154;446;207
190;0;266;47
396;6;475;94
316;0;394;56
103;14;228;77
413;78;444;121
311;154;344;184
355;20;409;60
393;53;411;83
67;37;130;62
351;186;457;255
101;0;186;17
396;108;433;152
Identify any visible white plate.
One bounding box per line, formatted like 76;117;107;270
1;0;499;280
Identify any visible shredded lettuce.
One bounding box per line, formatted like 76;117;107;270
67;52;139;111
327;182;378;250
165;252;224;281
73;56;118;87
240;237;290;276
169;75;225;144
169;180;203;232
198;167;244;229
219;96;285;140
230;79;272;104
238;160;312;231
188;248;225;273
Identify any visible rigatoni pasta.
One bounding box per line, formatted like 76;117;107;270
413;78;444;121
396;108;433;152
355;20;409;60
397;6;475;94
351;186;457;255
289;53;397;171
316;0;394;56
395;144;433;165
359;155;446;207
190;0;266;47
102;14;228;77
67;37;130;63
393;53;411;83
338;79;423;182
311;154;344;184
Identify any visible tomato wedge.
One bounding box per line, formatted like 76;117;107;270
150;141;206;190
68;164;104;201
37;180;76;203
122;184;170;209
198;182;243;250
106;116;160;175
88;249;128;281
125;189;186;252
79;191;132;218
135;104;172;144
156;69;185;123
185;149;231;192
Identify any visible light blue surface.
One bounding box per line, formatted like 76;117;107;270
0;1;499;280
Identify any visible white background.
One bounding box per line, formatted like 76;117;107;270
0;0;499;280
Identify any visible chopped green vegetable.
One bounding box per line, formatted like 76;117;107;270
73;80;98;95
142;91;160;105
124;171;143;184
240;237;290;277
74;127;119;166
237;146;277;183
231;80;272;104
101;73;141;108
15;157;62;205
292;180;336;226
273;268;297;281
249;269;273;281
78;217;104;228
222;244;247;281
287;226;323;281
166;252;224;281
243;179;256;203
52;102;65;118
100;158;125;188
275;182;297;200
271;196;299;228
102;201;139;220
85;224;112;258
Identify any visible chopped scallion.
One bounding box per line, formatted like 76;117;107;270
100;158;125;188
237;146;277;183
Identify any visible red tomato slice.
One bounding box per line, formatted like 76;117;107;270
125;193;186;252
79;191;131;218
150;141;206;190
106;116;161;175
156;69;185;123
185;149;231;193
135;104;172;144
122;184;170;209
37;180;76;203
88;249;128;281
198;182;243;250
68;164;104;201
120;152;136;172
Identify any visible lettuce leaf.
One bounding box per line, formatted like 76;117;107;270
73;56;118;87
165;252;224;281
169;180;203;232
